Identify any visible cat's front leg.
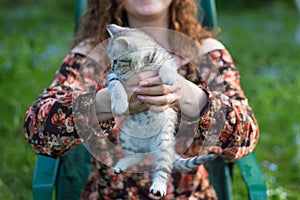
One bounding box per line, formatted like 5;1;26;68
158;64;179;86
108;79;129;115
149;113;177;197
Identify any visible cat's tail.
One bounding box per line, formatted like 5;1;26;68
173;153;218;171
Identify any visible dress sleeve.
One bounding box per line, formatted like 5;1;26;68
23;52;102;157
198;48;259;162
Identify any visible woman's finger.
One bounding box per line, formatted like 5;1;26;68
139;76;162;87
135;84;179;96
137;92;179;106
125;70;157;86
146;94;179;112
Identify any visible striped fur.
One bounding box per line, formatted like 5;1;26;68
173;153;218;171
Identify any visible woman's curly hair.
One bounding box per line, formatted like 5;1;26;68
72;0;215;48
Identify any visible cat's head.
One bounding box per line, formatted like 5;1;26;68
106;24;160;78
106;24;158;59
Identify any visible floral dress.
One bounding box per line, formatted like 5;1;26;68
23;39;259;200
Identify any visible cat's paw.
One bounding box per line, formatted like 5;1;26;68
158;65;178;86
149;182;167;197
160;76;175;86
113;161;127;174
113;167;123;174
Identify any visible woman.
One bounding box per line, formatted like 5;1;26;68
24;0;259;199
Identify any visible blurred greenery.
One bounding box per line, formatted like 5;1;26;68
0;0;299;200
0;1;75;199
217;1;300;199
216;0;296;10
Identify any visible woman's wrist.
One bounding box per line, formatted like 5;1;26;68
178;78;208;119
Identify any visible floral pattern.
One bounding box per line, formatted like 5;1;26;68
23;42;259;199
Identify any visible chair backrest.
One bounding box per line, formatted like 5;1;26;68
199;0;218;33
32;1;267;200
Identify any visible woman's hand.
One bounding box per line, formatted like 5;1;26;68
125;70;181;113
94;70;170;121
127;70;208;118
95;70;208;121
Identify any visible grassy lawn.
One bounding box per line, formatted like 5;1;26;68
0;1;75;199
0;1;299;199
218;2;300;200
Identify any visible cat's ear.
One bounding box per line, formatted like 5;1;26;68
114;37;129;50
106;24;126;37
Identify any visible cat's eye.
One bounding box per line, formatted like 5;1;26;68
117;59;131;66
112;59;132;75
112;59;131;70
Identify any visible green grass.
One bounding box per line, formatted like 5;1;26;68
0;1;75;199
0;1;299;199
218;2;300;200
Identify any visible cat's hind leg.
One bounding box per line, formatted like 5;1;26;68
113;153;144;174
150;169;170;197
149;156;173;197
149;123;176;197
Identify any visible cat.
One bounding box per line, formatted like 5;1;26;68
106;24;217;197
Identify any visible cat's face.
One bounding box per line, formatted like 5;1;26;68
106;24;159;79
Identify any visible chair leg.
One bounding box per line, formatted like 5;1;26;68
32;155;60;200
237;153;268;200
207;156;233;200
56;144;91;200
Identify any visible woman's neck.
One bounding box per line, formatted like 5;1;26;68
126;11;169;28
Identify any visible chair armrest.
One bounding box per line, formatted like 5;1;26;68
237;152;268;200
206;156;233;200
32;154;60;200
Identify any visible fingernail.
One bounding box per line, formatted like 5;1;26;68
133;87;141;92
139;81;148;86
145;103;151;108
137;95;145;100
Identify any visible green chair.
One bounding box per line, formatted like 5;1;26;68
32;144;91;200
32;0;268;199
